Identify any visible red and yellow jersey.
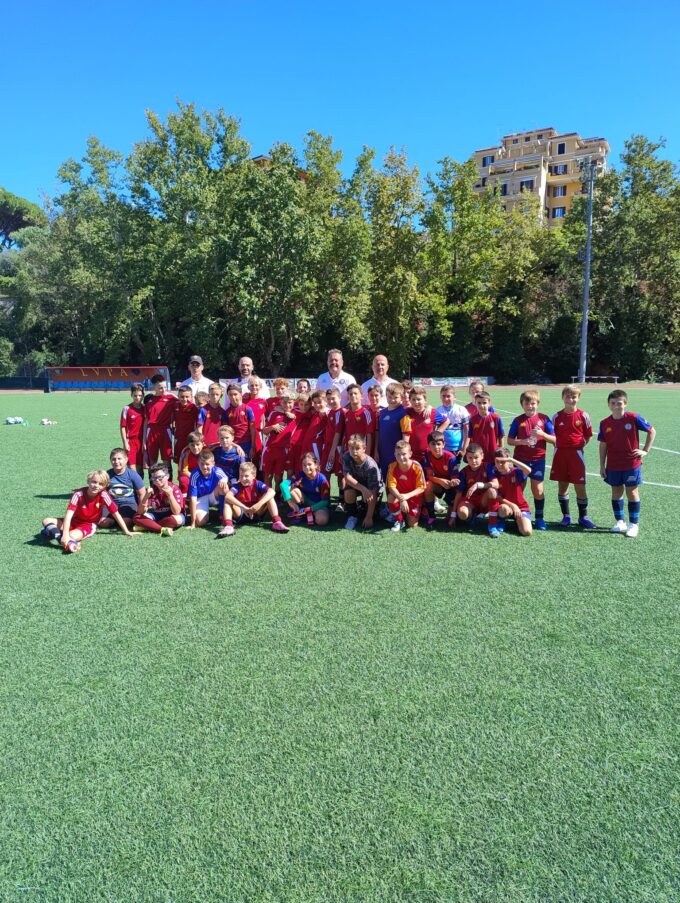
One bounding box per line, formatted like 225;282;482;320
386;461;426;495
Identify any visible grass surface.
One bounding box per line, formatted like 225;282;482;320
1;387;679;902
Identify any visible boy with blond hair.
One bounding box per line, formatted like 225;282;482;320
550;385;595;528
507;389;555;529
386;439;427;533
197;382;227;447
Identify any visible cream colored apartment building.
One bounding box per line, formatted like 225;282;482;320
473;128;610;224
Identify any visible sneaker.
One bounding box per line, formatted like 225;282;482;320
132;525;145;533
335;501;345;514
425;517;436;532
496;522;505;534
558;516;572;527
345;515;359;530
271;520;289;533
216;525;234;538
390;520;402;533
535;518;547;531
625;523;639;538
433;498;447;515
160;527;174;537
488;527;500;539
578;516;596;529
287;508;306;519
610;520;628;534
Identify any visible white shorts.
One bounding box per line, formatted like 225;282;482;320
196;492;219;514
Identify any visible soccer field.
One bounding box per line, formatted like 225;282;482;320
2;387;679;902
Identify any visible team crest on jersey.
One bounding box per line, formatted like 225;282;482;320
625;423;632;430
606;427;612;433
575;420;581;426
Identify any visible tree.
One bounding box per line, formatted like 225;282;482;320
0;188;46;249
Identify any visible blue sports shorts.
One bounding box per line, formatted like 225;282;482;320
605;467;642;487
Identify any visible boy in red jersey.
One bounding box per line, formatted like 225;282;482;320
225;383;256;459
41;470;136;552
219;462;289;535
402;386;436;464
465;380;492;417
321;387;346;501
507;389;555;530
468;392;505;465
178;431;205;499
120;383;145;475
366;384;382;428
454;443;497;529
244;376;267;465
133;462;185;535
299;390;328;466
386;440;427;533
487;447;533;538
261;393;298;491
173;385;199;464
598;389;655;538
422;431;461;530
550;385;595;528
197;382;227;447
288;393;312;473
266;378;291;416
143;374;178;473
344;383;374;457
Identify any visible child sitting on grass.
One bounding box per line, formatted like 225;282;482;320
486;447;533;538
454;443;496;530
41;470;137;553
102;447;145;527
219;463;289;536
133;463;185;536
186;450;230;531
282;453;331;526
342;434;383;530
422;431;461;530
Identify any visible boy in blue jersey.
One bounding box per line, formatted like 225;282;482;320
213;425;247;485
377;382;409;483
186;449;230;530
219;462;289;536
282;452;331;526
434;385;470;460
598;389;655;538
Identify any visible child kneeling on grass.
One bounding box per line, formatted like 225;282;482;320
386;440;427;533
282;452;331;526
133;463;185;536
41;469;137;553
218;462;289;536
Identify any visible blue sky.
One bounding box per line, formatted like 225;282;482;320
5;0;680;204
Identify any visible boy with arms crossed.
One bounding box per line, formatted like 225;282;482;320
598;389;655;538
102;448;145;527
197;383;227;447
507;389;555;530
550;385;595;528
402;386;436;464
213;425;247;486
225;383;256;459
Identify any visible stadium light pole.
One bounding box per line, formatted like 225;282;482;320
578;158;597;383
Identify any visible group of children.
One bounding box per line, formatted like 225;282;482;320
40;374;655;551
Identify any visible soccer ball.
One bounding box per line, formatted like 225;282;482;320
65;540;81;554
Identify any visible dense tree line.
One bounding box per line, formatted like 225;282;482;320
1;103;678;381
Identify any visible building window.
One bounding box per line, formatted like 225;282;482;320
552;207;566;219
481;176;487;187
512;138;518;144
554;185;567;197
500;183;508;196
557;142;566;154
525;136;531;142
554;164;568;175
537;133;543;139
482;155;494;167
520;179;534;192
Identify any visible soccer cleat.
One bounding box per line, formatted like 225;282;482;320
216;525;235;538
535;518;548;531
433;498;447;515
271;520;289;533
345;515;359;531
625;523;639;538
610;520;628;533
390;520;402;533
488;527;500;539
496;522;505;534
335;501;345;514
160;527;174;537
558;516;572;528
578;517;596;529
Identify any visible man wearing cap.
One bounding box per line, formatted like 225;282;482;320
361;354;397;408
316;349;356;407
179;356;214;398
235;355;270;399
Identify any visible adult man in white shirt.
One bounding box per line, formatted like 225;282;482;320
179;355;214;398
361;354;398;408
316;349;356;407
234;355;270;399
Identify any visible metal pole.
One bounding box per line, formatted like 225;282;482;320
578;160;595;383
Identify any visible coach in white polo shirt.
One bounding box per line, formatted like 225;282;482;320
361;354;397;408
179;355;214;398
235;355;270;399
316;349;356;407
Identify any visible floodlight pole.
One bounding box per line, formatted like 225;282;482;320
578;159;596;383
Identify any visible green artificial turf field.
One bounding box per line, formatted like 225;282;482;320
1;387;678;902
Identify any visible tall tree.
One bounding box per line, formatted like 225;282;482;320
0;188;46;249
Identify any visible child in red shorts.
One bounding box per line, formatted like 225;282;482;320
120;382;145;475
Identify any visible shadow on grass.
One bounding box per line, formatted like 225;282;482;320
25;534;62;552
34;493;72;500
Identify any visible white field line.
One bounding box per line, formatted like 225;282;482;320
586;471;680;490
653;446;680;456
